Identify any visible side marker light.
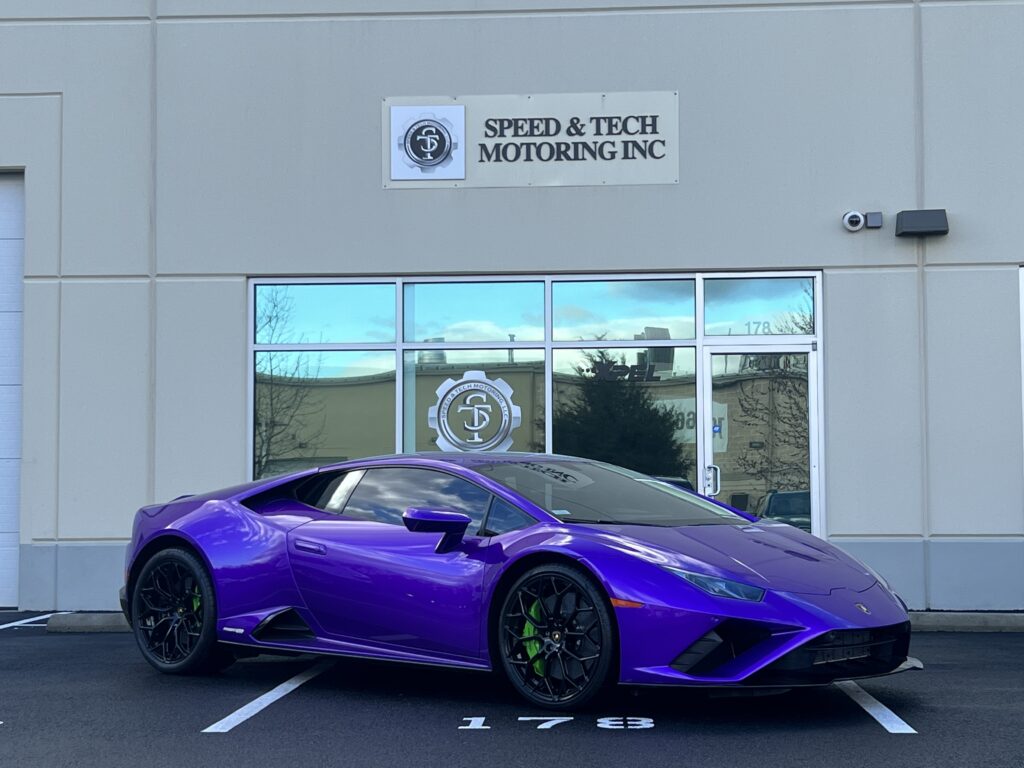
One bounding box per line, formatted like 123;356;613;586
610;598;644;609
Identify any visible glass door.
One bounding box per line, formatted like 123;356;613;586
701;348;818;534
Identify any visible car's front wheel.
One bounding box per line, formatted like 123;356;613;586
498;563;615;709
131;547;233;674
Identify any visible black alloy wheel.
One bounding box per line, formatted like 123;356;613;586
499;563;615;709
131;547;233;674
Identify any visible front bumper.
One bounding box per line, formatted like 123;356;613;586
615;581;917;687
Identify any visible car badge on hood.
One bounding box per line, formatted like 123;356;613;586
855;602;871;615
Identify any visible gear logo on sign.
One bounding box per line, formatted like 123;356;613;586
428;370;521;452
396;113;460;175
404;119;453;167
388;104;465;181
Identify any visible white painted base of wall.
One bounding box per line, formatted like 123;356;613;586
831;538;1024;611
19;542;126;611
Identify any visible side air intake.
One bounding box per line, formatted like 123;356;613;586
251;609;315;642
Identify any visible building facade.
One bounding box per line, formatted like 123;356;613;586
1;0;1022;611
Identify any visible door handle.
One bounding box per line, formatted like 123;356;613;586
294;539;326;555
705;464;721;497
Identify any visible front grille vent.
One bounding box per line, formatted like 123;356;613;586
747;621;911;685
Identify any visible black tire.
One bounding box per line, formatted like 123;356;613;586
497;563;615;710
131;547;234;674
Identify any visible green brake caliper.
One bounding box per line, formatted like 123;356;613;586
522;600;545;676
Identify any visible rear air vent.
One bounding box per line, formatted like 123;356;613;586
251;609;315;642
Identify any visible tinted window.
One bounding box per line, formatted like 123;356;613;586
482;498;536;536
472;459;745;527
342;467;491;532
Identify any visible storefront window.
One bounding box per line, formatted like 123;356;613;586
552;279;695;341
255;283;395;344
552;347;697;480
253;351;395;478
250;274;819;485
704;277;814;336
403;281;544;342
402;349;545;453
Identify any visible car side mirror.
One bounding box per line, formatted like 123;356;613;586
403;508;472;553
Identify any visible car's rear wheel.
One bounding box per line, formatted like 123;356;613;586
498;563;615;709
131;547;233;674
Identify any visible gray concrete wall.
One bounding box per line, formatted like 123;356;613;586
1;1;1021;609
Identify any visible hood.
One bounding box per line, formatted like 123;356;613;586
579;521;876;595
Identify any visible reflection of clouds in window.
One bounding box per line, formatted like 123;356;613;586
410;319;544;344
553;280;695;341
404;282;544;342
256;284;396;344
704;277;813;336
405;349;545;367
345;469;490;528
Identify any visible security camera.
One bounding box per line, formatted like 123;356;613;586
843;211;865;232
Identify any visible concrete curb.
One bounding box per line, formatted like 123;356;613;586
47;612;130;633
44;610;1024;633
909;611;1024;632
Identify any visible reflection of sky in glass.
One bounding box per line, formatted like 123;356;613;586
553;280;695;341
404;282;544;342
256;350;396;380
404;348;545;369
704;277;813;336
553;347;696;378
255;284;395;344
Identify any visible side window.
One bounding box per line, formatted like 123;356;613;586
342;467;491;533
482;498;536;536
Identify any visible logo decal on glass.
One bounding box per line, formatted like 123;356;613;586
428;370;522;452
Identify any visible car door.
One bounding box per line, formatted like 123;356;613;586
287;466;494;663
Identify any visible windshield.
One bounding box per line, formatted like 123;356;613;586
472;459;746;527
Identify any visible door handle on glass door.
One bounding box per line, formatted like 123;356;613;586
705;465;721;497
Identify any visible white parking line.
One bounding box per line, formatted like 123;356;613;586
202;659;335;733
0;612;68;630
835;680;917;734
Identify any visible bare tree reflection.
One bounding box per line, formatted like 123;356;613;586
253;287;326;478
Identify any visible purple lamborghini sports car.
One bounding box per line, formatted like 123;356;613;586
121;453;920;709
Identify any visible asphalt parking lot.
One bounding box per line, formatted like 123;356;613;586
2;614;1023;768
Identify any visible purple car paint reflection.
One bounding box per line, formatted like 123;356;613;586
121;453;919;709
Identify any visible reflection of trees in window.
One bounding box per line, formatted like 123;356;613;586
253;287;326;479
773;283;814;335
733;354;809;497
550;350;692;478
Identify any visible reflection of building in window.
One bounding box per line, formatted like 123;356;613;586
633;326;674;375
417;338;447;364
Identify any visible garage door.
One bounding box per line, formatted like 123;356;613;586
0;173;24;608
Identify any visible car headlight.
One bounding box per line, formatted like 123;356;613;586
664;566;765;602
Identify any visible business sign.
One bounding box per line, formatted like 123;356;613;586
384;92;678;189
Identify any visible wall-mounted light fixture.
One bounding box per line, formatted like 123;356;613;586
895;209;949;237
